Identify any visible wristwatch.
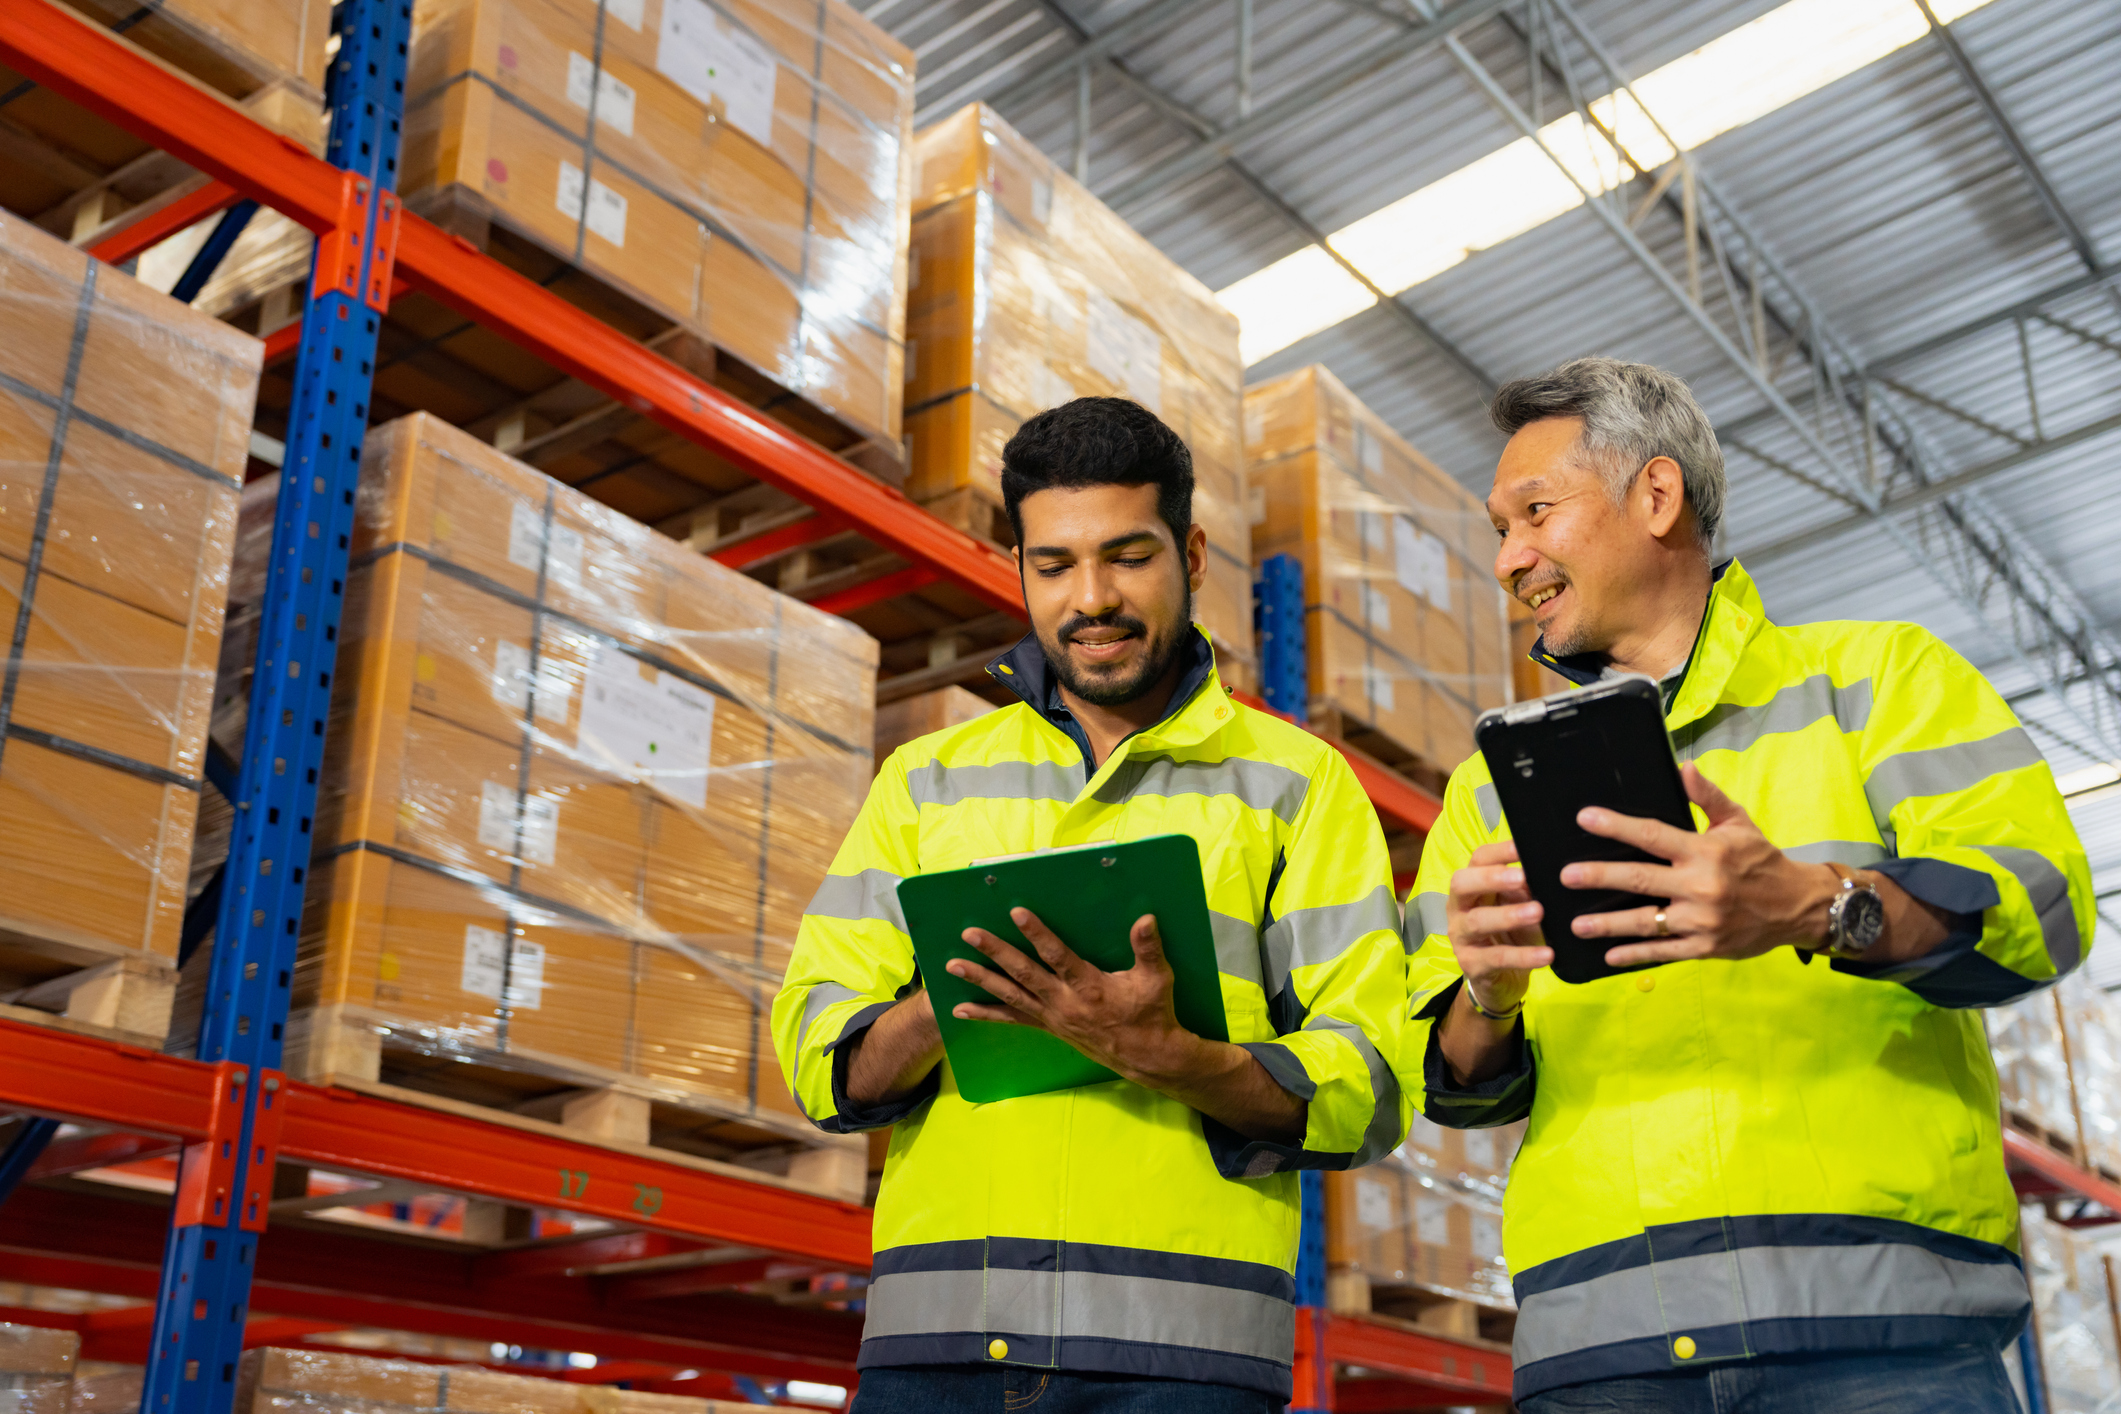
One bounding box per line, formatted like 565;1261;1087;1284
1808;868;1886;961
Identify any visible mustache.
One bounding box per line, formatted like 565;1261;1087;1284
1057;612;1148;643
1516;571;1567;604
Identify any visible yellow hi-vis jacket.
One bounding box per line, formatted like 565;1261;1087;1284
772;629;1409;1399
1405;560;2093;1403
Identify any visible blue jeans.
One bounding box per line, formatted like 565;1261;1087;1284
849;1365;1281;1413
1520;1345;2020;1413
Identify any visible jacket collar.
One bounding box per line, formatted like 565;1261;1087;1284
1527;559;1766;729
988;623;1225;763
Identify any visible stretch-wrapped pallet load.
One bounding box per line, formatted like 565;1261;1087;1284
1987;988;2078;1151
0;210;255;1022
0;1322;78;1414
58;0;331;98
1324;1120;1523;1319
399;0;914;455
1246;365;1510;774
2058;972;2121;1178
223;413;875;1131
237;1349;764;1414
2021;1207;2121;1411
906;104;1257;693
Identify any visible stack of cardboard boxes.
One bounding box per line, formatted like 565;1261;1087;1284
1245;365;1510;775
398;0;915;457
904;104;1256;692
0;1323;76;1414
1990;975;2121;1181
240;1349;777;1414
0;210;257;1037
215;414;875;1136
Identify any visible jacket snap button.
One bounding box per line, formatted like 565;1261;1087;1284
1635;975;1656;993
1673;1336;1696;1359
988;1339;1009;1360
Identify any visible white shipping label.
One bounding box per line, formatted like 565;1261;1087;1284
1033;364;1077;411
566;52;638;136
1086;289;1161;413
1361;511;1387;553
656;0;777;146
460;926;546;1009
492;640;571;722
1360;581;1392;634
1360;433;1382;477
577;645;717;809
1366;665;1395;714
1415;1197;1451;1247
1031;177;1054;225
477;780;559;866
1244;408;1264;446
1394;517;1452;611
604;0;644;28
1406;1114;1446;1153
1472;1216;1504;1261
1354;1178;1393;1231
1463;1129;1496;1170
557;159;629;248
506;501;586;583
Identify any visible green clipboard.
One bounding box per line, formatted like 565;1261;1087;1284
897;834;1229;1103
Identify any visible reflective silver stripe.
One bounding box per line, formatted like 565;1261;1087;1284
1679;674;1872;758
1514;1242;2029;1368
1409;891;1448;940
905;759;1079;808
1095;753;1311;823
863;1267;1291;1363
796;981;861;1057
805;868;908;934
1978;845;2081;974
1262;886;1401;997
1783;840;1892;868
1210;909;1264;986
1864;726;2043;827
1475;783;1502;832
1303;1014;1404;1167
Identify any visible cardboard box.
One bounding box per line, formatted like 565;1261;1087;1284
0;210;255;974
873;685;997;763
1325;1158;1511;1308
58;0;331;98
0;1321;78;1414
1246;365;1510;773
248;414;875;1123
907;104;1256;693
400;0;913;448
237;1349;759;1414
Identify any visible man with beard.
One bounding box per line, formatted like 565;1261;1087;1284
774;397;1409;1412
1405;357;2091;1411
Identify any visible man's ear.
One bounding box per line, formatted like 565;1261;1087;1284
1639;456;1688;541
1186;522;1208;594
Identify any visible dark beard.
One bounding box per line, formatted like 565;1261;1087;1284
1041;591;1193;707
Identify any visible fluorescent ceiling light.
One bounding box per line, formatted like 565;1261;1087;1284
2057;762;2121;799
1219;0;1997;364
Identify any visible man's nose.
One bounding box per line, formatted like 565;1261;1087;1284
1070;562;1123;617
1495;536;1539;591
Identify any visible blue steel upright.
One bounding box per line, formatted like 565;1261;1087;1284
139;3;411;1411
1254;553;1308;723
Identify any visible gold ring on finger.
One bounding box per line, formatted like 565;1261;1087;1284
1654;909;1670;938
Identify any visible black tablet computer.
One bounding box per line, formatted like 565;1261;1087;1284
1473;676;1696;984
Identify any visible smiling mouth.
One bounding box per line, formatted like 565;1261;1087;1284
1070;632;1138;662
1524;583;1565;611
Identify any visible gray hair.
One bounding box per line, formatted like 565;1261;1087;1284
1489;356;1726;549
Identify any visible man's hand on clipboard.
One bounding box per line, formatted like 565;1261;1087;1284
949;908;1307;1142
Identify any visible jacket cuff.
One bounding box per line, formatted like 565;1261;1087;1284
819;1000;940;1133
1199;1042;1347;1180
1836;857;2020;1007
1416;979;1536;1128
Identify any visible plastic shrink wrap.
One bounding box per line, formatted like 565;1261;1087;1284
2058;972;2121;1179
55;0;331;98
2020;1208;2121;1414
906;103;1256;693
1324;1114;1527;1313
1246;365;1510;774
61;1367;139;1414
214;413;877;1134
1989;986;2080;1153
0;1324;76;1414
238;1349;768;1414
388;0;914;453
0;209;255;1004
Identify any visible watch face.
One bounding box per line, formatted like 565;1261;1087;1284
1838;888;1887;954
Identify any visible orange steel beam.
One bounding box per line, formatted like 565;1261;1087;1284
0;1018;871;1269
1320;1312;1513;1402
83;178;242;266
710;512;849;570
0;0;1019;616
2004;1124;2121;1213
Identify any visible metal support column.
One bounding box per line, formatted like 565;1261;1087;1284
1291;1169;1331;1412
138;1;410;1410
1254;554;1308;723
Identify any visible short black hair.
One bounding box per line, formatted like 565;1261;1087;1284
1000;397;1193;549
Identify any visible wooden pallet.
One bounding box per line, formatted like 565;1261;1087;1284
1328;1269;1517;1346
0;936;176;1050
283;1005;868;1204
1309;702;1454;803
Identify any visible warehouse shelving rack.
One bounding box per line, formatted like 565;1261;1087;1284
0;2;2108;1411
